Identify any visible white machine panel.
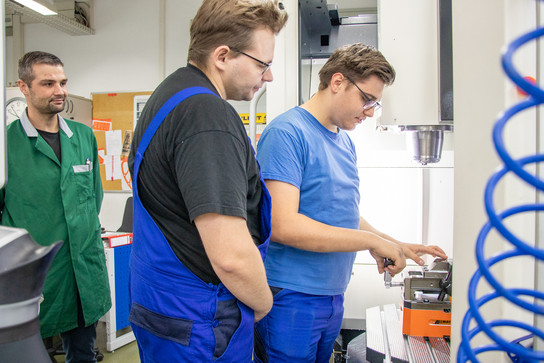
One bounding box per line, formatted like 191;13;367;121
377;0;440;126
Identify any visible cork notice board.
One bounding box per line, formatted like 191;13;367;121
92;91;152;191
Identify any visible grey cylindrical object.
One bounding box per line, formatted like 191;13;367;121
401;125;453;165
409;129;444;165
0;333;51;363
0;227;63;363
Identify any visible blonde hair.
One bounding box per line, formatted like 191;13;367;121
188;0;288;67
318;43;395;90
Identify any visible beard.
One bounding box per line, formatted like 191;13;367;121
27;87;65;115
47;99;65;114
34;98;65;115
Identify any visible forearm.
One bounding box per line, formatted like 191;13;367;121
211;243;272;319
273;212;409;275
195;213;272;318
273;211;391;253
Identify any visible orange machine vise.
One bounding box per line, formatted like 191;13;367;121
385;258;452;338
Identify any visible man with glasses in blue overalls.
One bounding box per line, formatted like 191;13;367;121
127;1;287;361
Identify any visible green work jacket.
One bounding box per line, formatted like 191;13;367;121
0;113;111;338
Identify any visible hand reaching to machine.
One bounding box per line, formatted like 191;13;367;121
397;242;448;266
368;239;406;276
369;239;448;277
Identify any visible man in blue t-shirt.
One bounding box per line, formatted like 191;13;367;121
255;43;448;363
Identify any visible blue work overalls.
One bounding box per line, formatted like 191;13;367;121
128;87;272;362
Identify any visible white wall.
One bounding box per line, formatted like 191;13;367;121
6;0;204;231
14;0;202;98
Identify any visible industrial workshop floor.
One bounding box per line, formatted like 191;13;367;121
50;322;338;362
50;322;140;363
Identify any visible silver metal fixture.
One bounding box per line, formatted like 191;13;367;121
400;125;453;165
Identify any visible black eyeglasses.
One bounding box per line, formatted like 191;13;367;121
346;77;381;111
232;48;272;75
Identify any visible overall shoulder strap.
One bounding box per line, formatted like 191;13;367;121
133;87;218;187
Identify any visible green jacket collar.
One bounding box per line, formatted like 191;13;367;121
20;110;73;138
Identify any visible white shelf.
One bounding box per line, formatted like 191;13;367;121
6;0;94;36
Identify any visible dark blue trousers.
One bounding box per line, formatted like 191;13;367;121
59;293;97;363
59;322;97;363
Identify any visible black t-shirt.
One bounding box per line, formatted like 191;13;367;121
37;129;61;163
128;64;264;285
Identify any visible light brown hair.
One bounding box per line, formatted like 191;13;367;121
188;0;288;68
318;43;395;90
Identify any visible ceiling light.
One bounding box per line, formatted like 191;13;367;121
12;0;57;16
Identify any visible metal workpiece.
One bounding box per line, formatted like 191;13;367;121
404;275;446;301
384;271;403;289
384;259;452;300
400;259;452;301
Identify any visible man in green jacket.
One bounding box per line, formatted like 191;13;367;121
0;51;111;362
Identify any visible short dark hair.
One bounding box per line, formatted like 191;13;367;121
188;0;288;68
18;51;64;86
318;43;395;90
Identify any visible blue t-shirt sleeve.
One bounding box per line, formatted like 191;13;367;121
257;126;304;189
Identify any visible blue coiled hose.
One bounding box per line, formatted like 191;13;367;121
457;21;544;363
